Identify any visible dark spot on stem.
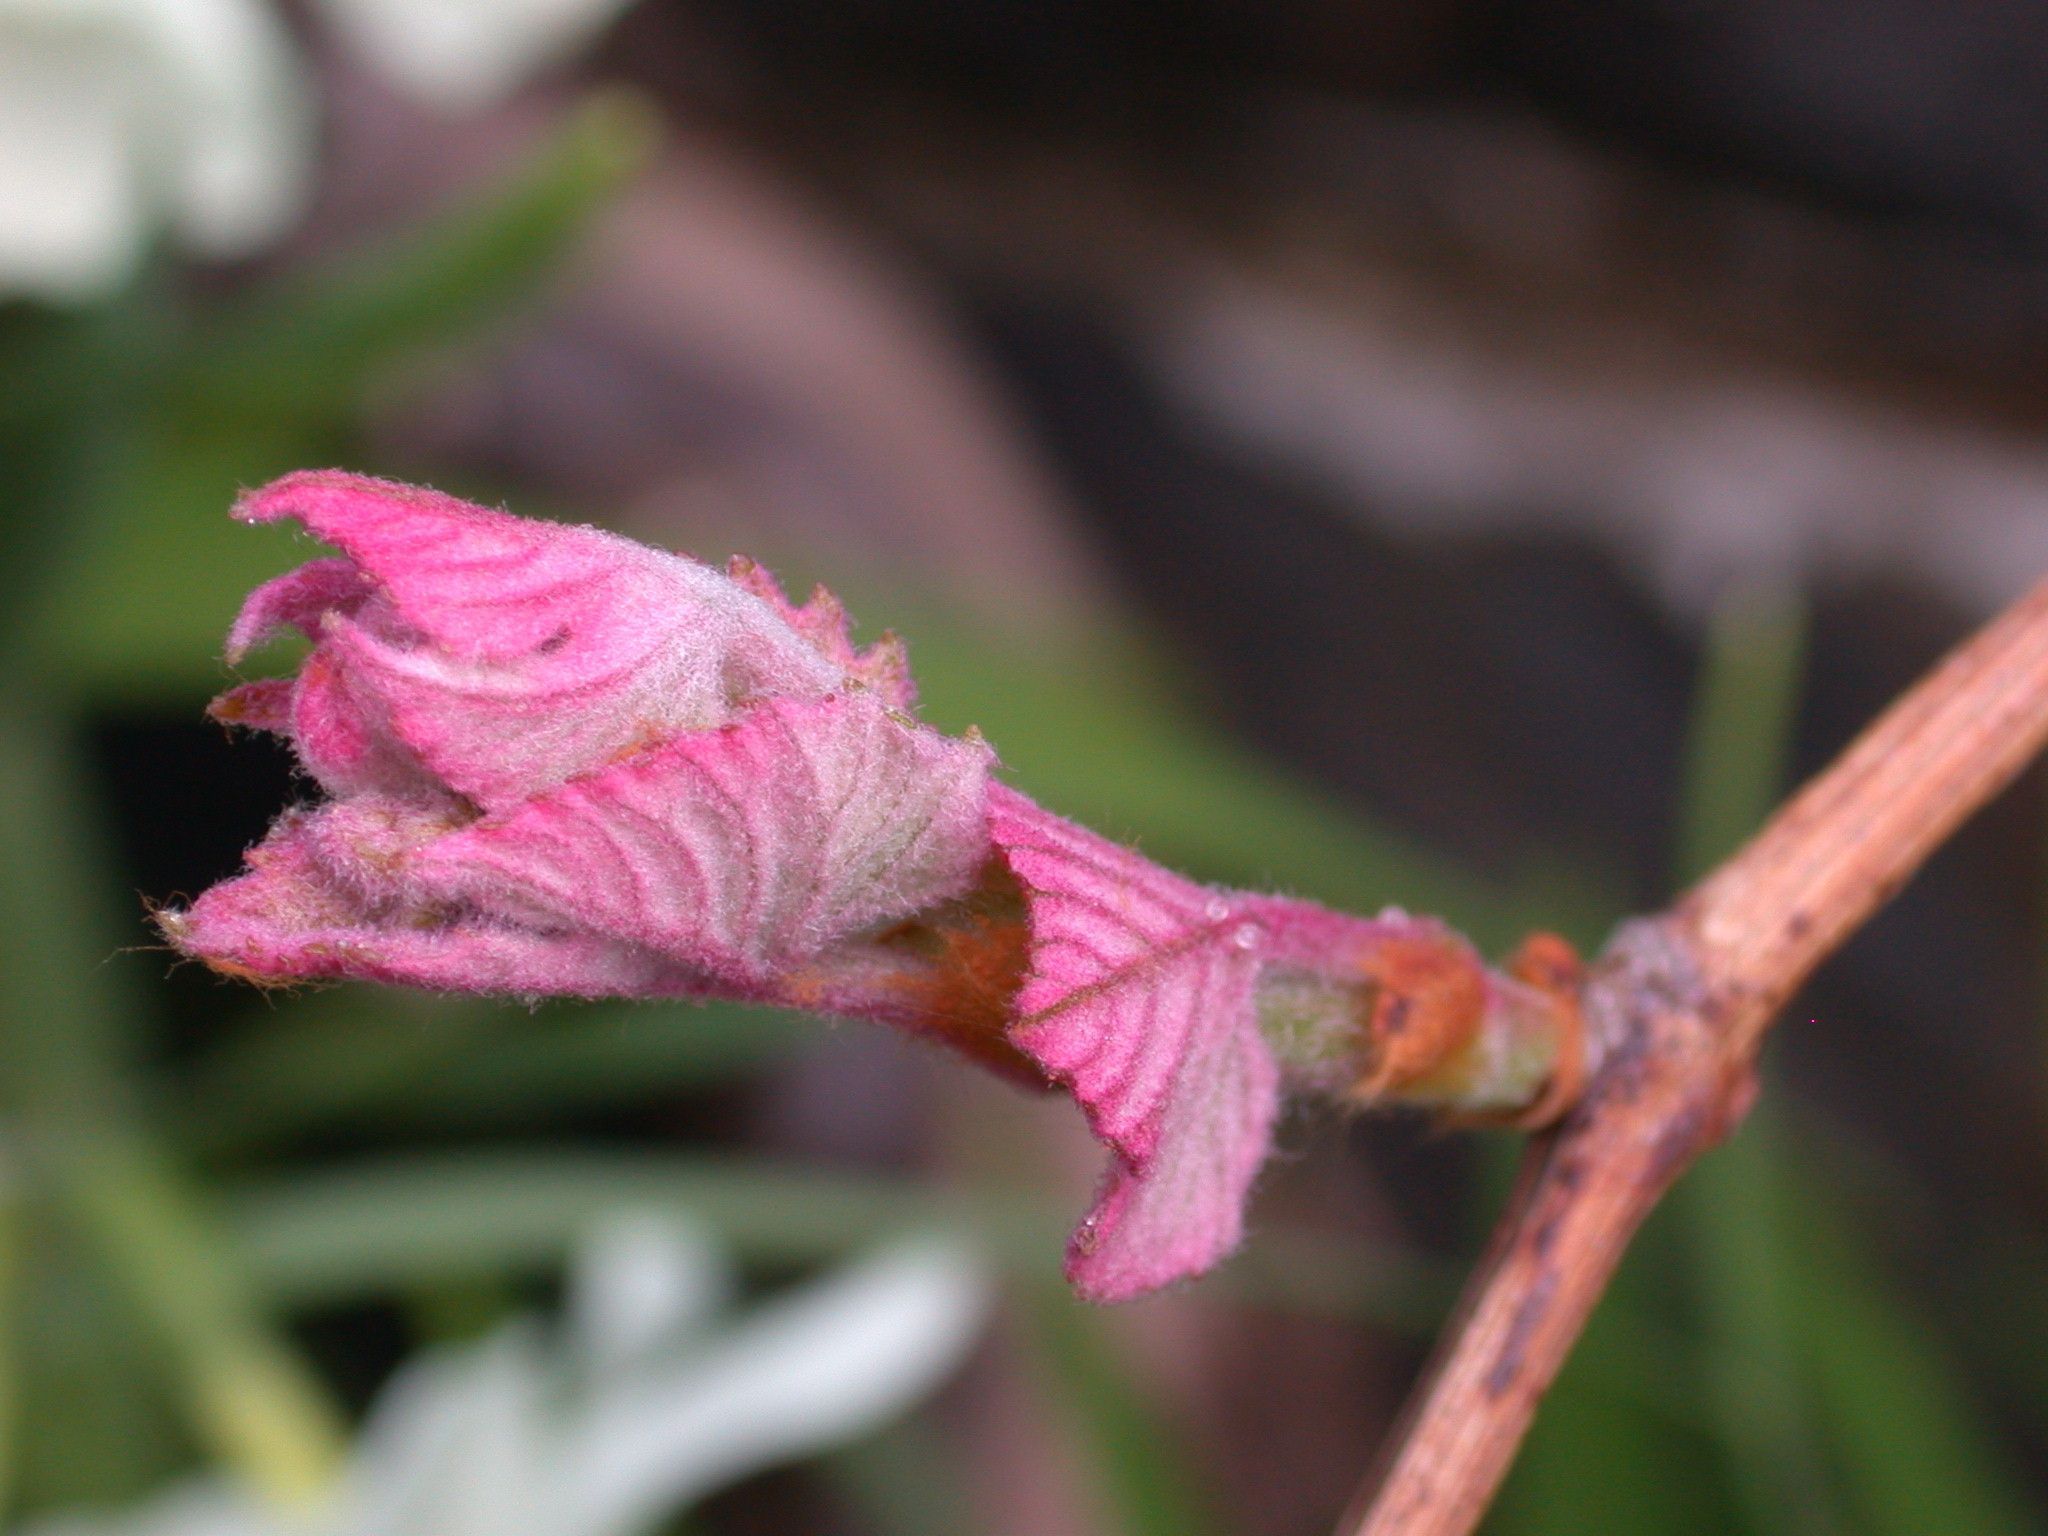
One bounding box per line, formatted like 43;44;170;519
1550;1152;1586;1193
1485;1270;1559;1398
1643;1094;1720;1191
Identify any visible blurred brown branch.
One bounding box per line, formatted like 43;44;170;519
1341;571;2048;1536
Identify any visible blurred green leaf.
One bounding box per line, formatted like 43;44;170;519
1672;583;1808;889
1682;1115;1844;1535
27;428;322;701
0;707;138;1097
176;993;810;1159
0;705;347;1499
1492;1321;1738;1536
1784;1183;2034;1536
12;1213;185;1517
0;301;162;630
174;993;507;1157
50;1128;347;1502
1491;1193;1732;1536
0;1156;20;1521
30;94;652;702
824;1419;987;1536
232;1150;1068;1307
402;1271;521;1349
1668;584;1843;1535
226;1149;1447;1328
174;93;654;426
1024;1284;1228;1536
1961;1225;2048;1452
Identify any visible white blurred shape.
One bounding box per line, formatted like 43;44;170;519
0;0;307;301
565;1212;731;1377
560;1235;988;1536
19;1220;989;1536
138;0;308;256
345;1329;552;1536
313;0;639;111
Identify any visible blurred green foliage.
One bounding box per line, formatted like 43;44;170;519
0;82;2041;1536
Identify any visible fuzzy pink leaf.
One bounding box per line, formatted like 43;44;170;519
413;692;993;984
225;558;370;661
1066;997;1279;1301
988;786;1278;1301
163;810;704;999
169;472;1342;1305
725;557;918;711
284;647;445;799
237;471;841;808
209;678;294;733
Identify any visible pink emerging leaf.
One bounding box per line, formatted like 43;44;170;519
988;787;1277;1300
233;471;843;808
411;691;992;984
225;557;370;661
158;810;702;998
172;472;992;1007
167;471;1563;1305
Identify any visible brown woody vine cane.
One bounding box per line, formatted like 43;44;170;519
1342;573;2048;1536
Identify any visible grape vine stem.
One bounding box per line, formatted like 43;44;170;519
1339;573;2048;1536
